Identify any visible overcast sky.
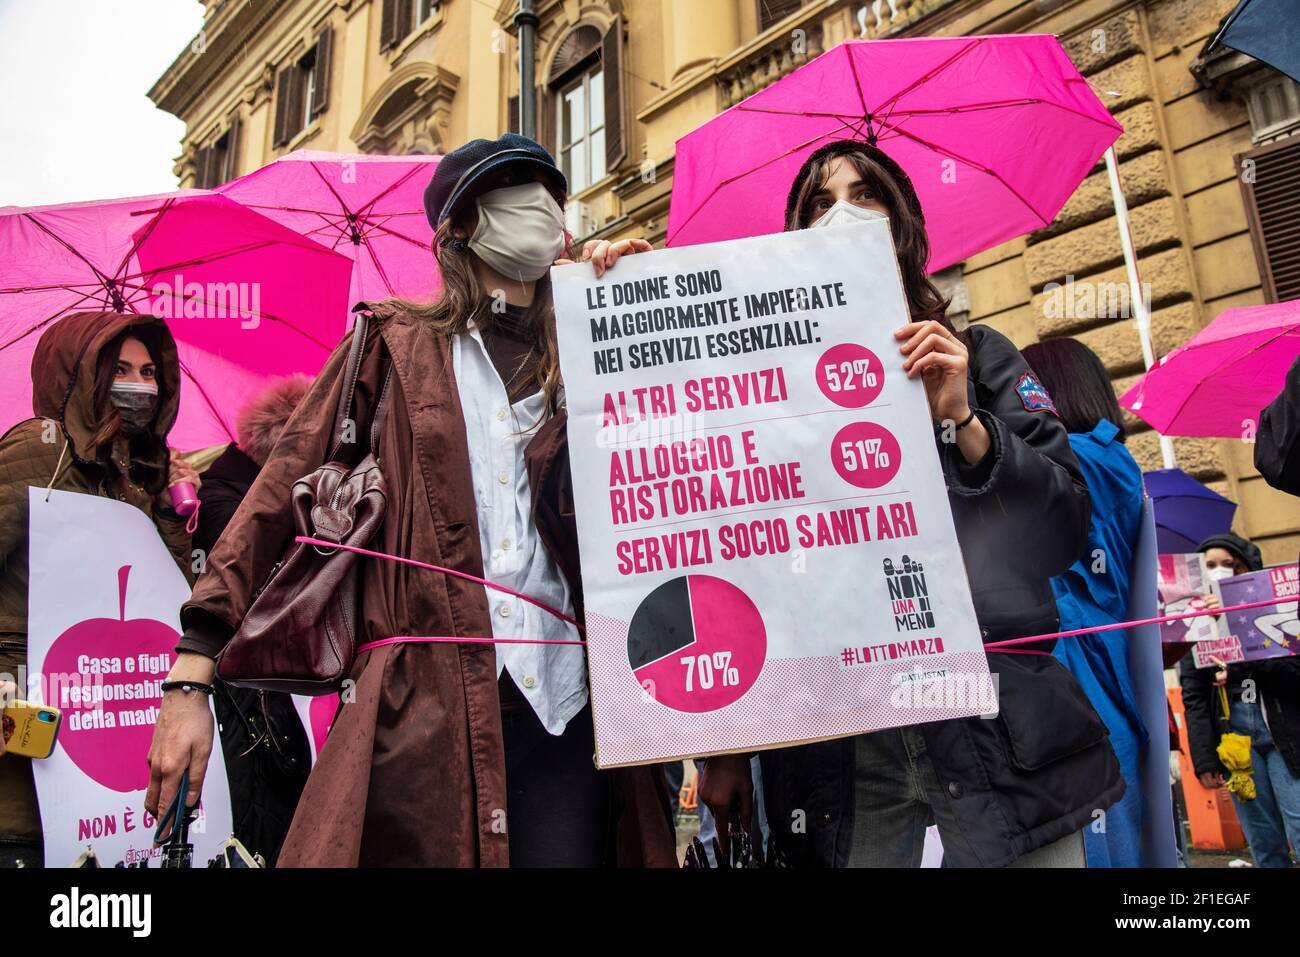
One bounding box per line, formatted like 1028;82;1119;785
0;0;204;207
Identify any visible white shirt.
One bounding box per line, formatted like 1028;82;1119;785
452;322;587;735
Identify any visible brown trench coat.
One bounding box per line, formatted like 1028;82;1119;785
179;302;676;867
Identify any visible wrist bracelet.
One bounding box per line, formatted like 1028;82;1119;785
954;409;978;431
161;680;214;696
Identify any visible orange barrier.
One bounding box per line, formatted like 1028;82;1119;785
680;766;698;811
1169;687;1245;851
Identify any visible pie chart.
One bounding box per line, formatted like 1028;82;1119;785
628;575;766;712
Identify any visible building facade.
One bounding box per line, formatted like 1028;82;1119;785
150;0;1300;561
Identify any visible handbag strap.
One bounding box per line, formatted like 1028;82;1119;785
327;307;397;462
328;309;372;460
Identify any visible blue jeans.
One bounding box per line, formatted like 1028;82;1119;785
1228;699;1300;868
848;728;1086;868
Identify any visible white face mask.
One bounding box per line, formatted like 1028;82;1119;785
1206;565;1236;582
468;182;567;281
810;200;889;230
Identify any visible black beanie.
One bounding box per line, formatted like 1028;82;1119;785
1197;532;1264;572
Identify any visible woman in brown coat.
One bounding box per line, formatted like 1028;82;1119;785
146;135;677;867
0;311;197;867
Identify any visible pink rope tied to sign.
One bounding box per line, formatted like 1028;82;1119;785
298;536;1298;659
982;596;1293;652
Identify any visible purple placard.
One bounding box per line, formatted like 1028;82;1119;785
1218;565;1300;662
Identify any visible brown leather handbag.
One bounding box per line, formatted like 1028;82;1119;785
217;309;393;696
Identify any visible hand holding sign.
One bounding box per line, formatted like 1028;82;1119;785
896;320;990;466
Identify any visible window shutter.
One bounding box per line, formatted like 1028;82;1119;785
381;0;399;50
602;15;627;173
1239;136;1300;303
396;0;414;41
193;146;211;189
273;66;293;146
286;64;306;143
758;0;804;31
312;26;333;118
222;112;242;183
537;86;555;157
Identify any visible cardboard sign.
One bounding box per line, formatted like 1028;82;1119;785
552;221;990;767
1157;553;1225;645
26;488;233;866
1214;564;1299;664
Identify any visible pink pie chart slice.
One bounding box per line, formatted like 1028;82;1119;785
628;575;765;713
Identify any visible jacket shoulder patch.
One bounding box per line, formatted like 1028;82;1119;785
1015;372;1058;415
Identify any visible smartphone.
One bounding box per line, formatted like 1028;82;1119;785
1;699;62;759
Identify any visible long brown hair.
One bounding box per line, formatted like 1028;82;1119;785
89;326;165;452
786;146;954;333
390;214;566;419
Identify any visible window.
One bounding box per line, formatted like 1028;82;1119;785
758;0;804;32
1245;75;1300;144
557;66;606;193
532;19;626;192
301;48;318;129
1239;134;1300;303
273;27;333;147
381;0;437;51
194;112;242;188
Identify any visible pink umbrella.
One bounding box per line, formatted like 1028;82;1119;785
218;150;441;303
0;190;353;449
667;35;1122;272
1120;299;1300;437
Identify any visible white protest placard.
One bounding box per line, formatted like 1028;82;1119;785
26;487;232;866
552;221;992;767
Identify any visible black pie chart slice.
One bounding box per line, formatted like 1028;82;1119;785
627;575;696;669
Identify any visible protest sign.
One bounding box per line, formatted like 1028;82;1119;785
1156;554;1224;646
26;488;232;866
291;694;337;764
552;220;990;767
1190;635;1246;668
1211;565;1299;664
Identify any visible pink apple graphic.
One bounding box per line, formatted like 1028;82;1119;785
42;565;180;792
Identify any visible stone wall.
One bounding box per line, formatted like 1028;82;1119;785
957;0;1297;563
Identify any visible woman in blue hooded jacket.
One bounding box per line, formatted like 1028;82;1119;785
1022;338;1146;867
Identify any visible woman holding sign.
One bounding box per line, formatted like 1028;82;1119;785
147;135;677;867
1177;533;1300;868
700;140;1121;868
0;312;197;868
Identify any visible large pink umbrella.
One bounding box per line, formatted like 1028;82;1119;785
218;150;441;304
1120;299;1300;437
667;35;1122;272
0;190;353;449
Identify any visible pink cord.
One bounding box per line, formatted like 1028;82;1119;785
357;635;587;654
984;595;1291;651
313;536;1295;658
294;536;582;629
